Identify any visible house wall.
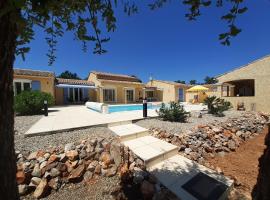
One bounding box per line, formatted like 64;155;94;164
147;80;188;103
217;56;270;113
13;74;55;96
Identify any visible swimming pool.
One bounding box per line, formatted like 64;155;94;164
108;103;161;113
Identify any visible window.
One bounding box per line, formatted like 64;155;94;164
13;80;32;95
146;91;154;98
68;88;84;102
126;89;134;102
103;89;116;102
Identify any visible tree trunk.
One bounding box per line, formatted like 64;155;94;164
0;0;19;199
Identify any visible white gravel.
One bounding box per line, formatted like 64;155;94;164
136;110;244;135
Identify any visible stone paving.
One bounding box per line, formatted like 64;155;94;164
109;122;233;200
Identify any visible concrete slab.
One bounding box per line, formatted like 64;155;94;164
148;155;233;200
25;105;158;136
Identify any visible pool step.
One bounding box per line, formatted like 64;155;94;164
123;136;178;167
109;124;149;142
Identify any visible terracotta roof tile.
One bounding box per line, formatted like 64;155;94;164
14;68;54;77
56;78;94;86
92;71;141;83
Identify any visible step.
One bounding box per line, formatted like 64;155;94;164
123;136;178;167
109;124;149;141
148;155;234;200
107;120;132;128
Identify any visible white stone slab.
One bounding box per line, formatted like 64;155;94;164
148;155;233;200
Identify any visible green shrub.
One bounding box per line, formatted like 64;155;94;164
204;96;231;117
158;102;190;122
15;91;54;115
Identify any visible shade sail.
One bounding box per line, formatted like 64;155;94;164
187;85;209;92
56;84;96;89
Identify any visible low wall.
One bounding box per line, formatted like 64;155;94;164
222;96;257;111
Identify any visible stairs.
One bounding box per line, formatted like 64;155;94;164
109;121;233;200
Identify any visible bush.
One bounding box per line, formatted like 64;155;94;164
158;102;190;122
204;96;231;117
15;91;54;115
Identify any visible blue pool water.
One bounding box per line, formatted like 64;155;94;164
108;103;161;113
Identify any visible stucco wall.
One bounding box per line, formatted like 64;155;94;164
217;56;270;113
13;75;55;96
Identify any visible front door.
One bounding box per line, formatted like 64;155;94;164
179;88;184;102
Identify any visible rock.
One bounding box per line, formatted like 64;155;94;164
44;153;50;160
184;148;192;154
33;179;48;199
133;167;147;184
84;171;93;181
50;168;60;177
100;152;112;168
79;150;87;159
87;161;98;172
27;151;38;160
65;150;78;161
68;164;85;182
59;153;67;162
32;164;41;177
110;142;122;167
56;162;67;172
94;164;101;175
31;177;42;186
16;171;25;184
106;166;117;177
213;127;222;133
64;143;75;152
236;131;243;137
140;180;155;199
218;151;226;157
18;184;28;196
48;154;59;164
228;140;236;151
40;161;47;169
223;130;232;138
48;177;60;190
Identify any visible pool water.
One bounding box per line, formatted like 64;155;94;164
108;103;161;113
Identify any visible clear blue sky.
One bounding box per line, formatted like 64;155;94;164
15;1;270;83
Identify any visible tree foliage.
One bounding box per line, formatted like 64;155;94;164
204;96;231;117
1;0;248;66
58;70;81;79
189;79;197;85
158;102;190;122
204;76;218;84
175;80;186;84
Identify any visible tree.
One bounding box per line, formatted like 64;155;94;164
0;0;249;199
175;80;186;84
58;70;81;80
204;76;218;84
189;80;197;85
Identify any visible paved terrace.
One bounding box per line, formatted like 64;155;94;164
25;105;158;136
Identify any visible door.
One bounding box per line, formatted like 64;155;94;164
179;88;184;102
126;89;134;102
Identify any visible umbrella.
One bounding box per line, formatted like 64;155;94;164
187;85;209;103
186;85;209;92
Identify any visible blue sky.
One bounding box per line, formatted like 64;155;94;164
15;1;270;83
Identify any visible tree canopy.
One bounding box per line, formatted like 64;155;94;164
175;80;186;84
189;80;197;85
204;76;218;84
2;0;248;66
57;70;81;79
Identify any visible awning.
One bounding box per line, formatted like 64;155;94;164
56;84;96;89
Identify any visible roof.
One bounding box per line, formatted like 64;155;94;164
99;79;143;85
14;68;55;77
152;80;190;87
91;71;142;83
56;78;94;86
216;54;270;78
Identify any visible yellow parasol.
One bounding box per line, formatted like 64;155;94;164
186;85;209;92
187;85;209;103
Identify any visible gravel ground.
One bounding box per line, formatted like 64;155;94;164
136;110;244;136
15;115;42;135
15;127;115;154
